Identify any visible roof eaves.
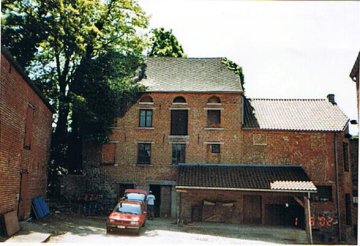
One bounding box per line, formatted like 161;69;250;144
145;90;243;94
175;186;317;193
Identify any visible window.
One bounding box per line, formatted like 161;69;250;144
101;143;116;164
171;110;188;135
211;144;221;153
311;186;332;202
353;190;358;206
24;104;35;149
343;142;350;172
172;144;186;164
207;110;221;128
137;143;151;164
207;96;221;104
345;194;352;225
140;95;153;103
173;96;186;103
139;109;153;127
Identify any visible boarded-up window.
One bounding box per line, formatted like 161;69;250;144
171;110;188;135
24;104;35;150
207;110;221;128
102;143;116;164
253;134;267;146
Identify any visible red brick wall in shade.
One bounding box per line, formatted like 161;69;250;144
0;53;53;220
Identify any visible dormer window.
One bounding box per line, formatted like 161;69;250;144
207;96;221;104
173;96;186;103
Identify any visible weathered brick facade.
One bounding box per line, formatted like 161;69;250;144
0;48;54;220
77;57;355;242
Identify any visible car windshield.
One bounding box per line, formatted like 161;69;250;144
126;193;145;202
116;203;142;215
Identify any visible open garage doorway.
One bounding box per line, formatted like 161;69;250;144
265;204;305;229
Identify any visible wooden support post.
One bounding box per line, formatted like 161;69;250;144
178;192;182;225
304;193;313;244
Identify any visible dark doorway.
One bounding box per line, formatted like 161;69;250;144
149;185;161;217
243;195;262;224
265;204;305;229
118;183;135;199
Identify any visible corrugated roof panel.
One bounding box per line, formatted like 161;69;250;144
243;98;349;131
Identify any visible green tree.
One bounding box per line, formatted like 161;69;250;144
222;57;245;91
2;0;149;196
148;27;186;57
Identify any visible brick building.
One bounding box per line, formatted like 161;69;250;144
350;51;359;118
349;51;359;241
81;57;354;242
0;47;54;220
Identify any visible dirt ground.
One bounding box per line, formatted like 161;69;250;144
10;211;311;245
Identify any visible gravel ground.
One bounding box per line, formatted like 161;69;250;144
13;212;309;245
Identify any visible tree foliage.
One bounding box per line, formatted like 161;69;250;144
2;0;149;195
148;28;186;58
222;57;245;91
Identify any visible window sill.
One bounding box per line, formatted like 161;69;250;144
135;164;152;166
100;162;117;166
137;127;154;130
168;135;189;138
204;128;224;131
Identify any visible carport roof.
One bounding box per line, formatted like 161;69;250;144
176;164;317;193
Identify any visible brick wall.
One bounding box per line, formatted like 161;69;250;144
80;91;353;239
0;52;53;220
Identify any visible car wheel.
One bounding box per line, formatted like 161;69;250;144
142;221;146;227
106;227;111;234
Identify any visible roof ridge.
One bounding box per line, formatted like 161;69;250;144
249;98;326;101
145;57;225;60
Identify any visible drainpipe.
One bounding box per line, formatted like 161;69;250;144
334;133;341;241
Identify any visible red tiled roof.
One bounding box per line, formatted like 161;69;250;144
176;164;316;193
243;97;348;132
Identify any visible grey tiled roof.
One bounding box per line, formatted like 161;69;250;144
140;57;243;93
176;164;316;192
243;98;349;131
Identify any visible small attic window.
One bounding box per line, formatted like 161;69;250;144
140;95;153;103
208;96;221;104
173;96;186;103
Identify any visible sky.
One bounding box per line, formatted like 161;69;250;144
137;0;360;135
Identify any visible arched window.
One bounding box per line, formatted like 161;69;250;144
140;95;153;103
173;96;186;103
207;96;221;104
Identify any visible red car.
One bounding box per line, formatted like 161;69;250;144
106;200;147;234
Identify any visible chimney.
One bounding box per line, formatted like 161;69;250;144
327;94;336;105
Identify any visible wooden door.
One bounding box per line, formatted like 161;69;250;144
243;195;262;224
